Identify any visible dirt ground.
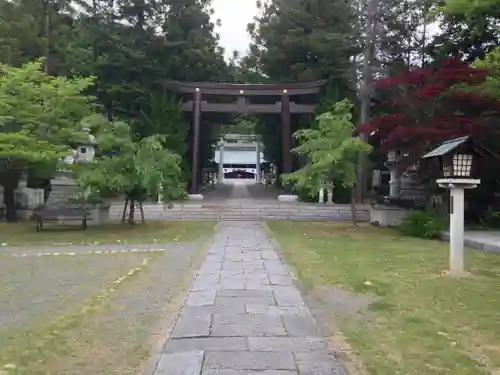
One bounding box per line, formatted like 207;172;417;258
0;240;206;375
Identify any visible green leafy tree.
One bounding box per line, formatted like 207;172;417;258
137;92;191;182
431;0;500;62
282;99;372;224
471;47;500;97
441;0;498;14
75;118;185;224
215;115;258;137
0;59;94;221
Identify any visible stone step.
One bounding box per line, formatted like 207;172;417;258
109;202;369;221
110;216;368;222
111;210;370;216
109;211;368;222
110;204;368;212
111;212;369;217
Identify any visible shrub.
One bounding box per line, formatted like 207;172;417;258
397;210;445;239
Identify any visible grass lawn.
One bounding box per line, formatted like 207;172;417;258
0;220;215;246
0;242;205;375
267;222;500;375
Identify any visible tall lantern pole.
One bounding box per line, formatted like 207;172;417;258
423;136;486;276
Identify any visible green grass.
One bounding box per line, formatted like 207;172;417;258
0;221;215;246
268;222;500;375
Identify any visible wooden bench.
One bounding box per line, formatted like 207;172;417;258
32;206;90;231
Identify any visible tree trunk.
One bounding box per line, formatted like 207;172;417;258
357;0;378;203
42;0;50;74
3;186;18;222
43;179;51;204
128;199;135;224
351;185;358;227
139;201;145;223
122;198;129;223
0;171;21;223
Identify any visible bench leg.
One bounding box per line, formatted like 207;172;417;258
83;218;87;229
36;219;43;232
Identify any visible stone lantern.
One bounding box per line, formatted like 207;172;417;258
75;127;96;163
385;150;402;198
423;136;492;275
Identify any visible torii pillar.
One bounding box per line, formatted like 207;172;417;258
190;88;202;197
280;90;293;197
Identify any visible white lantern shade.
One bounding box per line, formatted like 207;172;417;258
452;154;473;177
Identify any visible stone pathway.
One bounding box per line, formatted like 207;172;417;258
153;221;346;375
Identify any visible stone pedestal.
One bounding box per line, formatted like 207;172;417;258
318;188;325;204
256;141;261;183
326;187;334;204
219;145;224;183
278;195;299;202
88;206;110;226
370;204;409;227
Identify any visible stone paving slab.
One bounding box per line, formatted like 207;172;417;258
218;289;274;298
202;370;298;375
151;219;346;375
203;351;296;370
248;337;328;352
186;290;217;306
155;351;204;375
295;352;347;375
165;337;248;353
170;310;211;339
211;313;287;337
214;296;277;306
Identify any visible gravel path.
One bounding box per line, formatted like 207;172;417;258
153;220;347;375
0;254;148;330
0;239;207;375
0;242;195;256
54;240;206;375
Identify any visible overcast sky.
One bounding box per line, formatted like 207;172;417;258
212;0;259;59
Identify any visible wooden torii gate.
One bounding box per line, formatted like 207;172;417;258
171;80;327;194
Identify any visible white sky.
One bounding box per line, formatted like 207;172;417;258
212;0;259;59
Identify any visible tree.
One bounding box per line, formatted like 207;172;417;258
431;0;500;62
441;0;499;15
137;92;191;182
75;118;185;224
162;0;227;82
215;115;257;137
0;59;94;221
248;0;358;83
282;99;372;225
246;0;359;182
471;47;500;97
359;57;500;168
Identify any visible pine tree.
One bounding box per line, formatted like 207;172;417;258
248;0;358;84
162;0;227;81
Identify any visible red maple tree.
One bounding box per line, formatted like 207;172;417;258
359;58;500;166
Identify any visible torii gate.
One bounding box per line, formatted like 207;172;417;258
171;80;327;194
